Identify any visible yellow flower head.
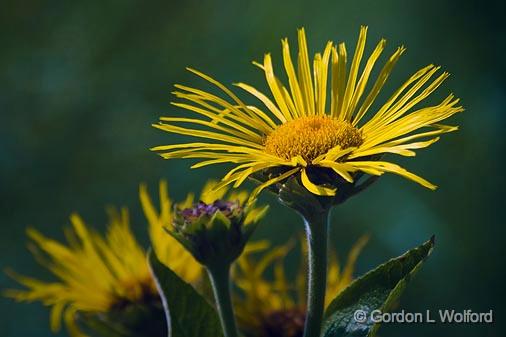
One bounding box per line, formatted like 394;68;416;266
4;209;156;337
5;179;240;337
233;236;369;337
152;26;462;200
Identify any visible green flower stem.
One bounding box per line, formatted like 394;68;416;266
303;208;330;337
207;263;239;337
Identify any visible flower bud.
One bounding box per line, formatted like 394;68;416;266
168;198;267;267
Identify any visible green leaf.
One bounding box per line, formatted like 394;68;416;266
322;236;435;337
148;250;224;337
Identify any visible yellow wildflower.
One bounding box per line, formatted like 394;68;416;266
153;26;462;199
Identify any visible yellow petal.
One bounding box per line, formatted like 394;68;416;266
301;168;336;196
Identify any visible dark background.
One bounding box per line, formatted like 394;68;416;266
1;0;505;336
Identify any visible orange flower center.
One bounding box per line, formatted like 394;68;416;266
264;116;363;162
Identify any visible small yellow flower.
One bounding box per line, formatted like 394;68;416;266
5;180;235;337
4;209;156;337
232;236;369;337
153;26;462;199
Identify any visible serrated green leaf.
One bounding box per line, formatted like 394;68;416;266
322;236;435;337
148;250;224;337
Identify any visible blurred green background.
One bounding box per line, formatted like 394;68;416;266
1;0;504;336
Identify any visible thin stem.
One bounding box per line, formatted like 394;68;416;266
207;263;239;337
302;209;330;337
